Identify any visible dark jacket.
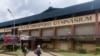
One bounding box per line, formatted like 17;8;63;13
22;47;28;53
36;47;41;54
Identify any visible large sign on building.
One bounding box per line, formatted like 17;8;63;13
0;14;96;32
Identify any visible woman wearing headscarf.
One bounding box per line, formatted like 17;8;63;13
34;45;42;56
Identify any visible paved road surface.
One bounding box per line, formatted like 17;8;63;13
27;51;53;56
0;51;61;56
0;54;13;56
0;51;53;56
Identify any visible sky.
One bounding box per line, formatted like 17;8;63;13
0;0;94;23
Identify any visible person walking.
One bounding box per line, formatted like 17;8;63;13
34;45;42;56
22;46;29;56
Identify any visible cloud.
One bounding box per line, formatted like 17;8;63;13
25;0;29;5
15;10;34;19
77;0;94;4
0;0;35;22
49;0;77;8
0;0;94;23
0;0;9;11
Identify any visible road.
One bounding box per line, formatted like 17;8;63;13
27;51;53;56
0;54;14;56
0;51;61;56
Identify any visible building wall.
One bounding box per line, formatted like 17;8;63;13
6;32;11;35
56;26;71;36
75;24;95;35
0;13;99;51
46;42;54;49
55;40;60;50
21;30;29;35
75;43;96;51
67;39;74;50
42;28;53;36
31;29;39;37
99;23;100;34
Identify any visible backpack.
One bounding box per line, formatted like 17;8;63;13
34;49;37;54
34;48;41;54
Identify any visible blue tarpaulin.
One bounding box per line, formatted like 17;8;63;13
0;35;4;40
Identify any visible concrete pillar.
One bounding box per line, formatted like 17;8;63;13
70;14;75;50
53;27;56;38
39;29;42;37
71;14;75;35
31;40;35;50
71;25;75;35
95;10;99;35
95;10;100;46
53;27;57;49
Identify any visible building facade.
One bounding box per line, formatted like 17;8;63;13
0;0;100;51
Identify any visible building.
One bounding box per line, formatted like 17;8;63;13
0;0;100;51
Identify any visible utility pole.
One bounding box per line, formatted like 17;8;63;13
7;9;15;51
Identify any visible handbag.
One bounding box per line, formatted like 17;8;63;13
34;49;37;54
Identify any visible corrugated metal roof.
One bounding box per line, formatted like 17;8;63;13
0;0;99;27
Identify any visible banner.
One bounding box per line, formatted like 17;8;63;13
20;35;30;40
0;14;96;32
4;35;20;45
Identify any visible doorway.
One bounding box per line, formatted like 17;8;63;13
34;39;42;49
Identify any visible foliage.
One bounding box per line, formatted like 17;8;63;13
78;47;87;54
77;42;87;54
95;47;100;55
5;45;19;51
56;52;100;56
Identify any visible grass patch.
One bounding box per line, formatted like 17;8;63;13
6;49;23;55
0;49;23;55
56;52;100;56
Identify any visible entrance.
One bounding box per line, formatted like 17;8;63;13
35;39;42;49
35;39;54;49
21;40;31;49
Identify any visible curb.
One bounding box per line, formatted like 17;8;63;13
48;52;57;56
0;52;17;56
47;52;62;56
